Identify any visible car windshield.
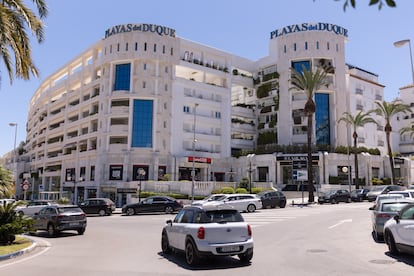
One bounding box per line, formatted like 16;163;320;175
57;207;83;213
371;186;385;192
201;210;244;223
205;195;226;201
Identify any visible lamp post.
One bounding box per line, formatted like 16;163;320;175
9;123;18;195
394;39;414;84
138;168;146;202
191;103;199;204
247;154;255;193
69;174;82;205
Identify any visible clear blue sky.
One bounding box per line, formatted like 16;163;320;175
1;0;413;157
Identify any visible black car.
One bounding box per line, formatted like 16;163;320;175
257;190;286;208
350;188;370;202
366;185;404;202
32;205;87;236
79;198;116;216
122;196;183;216
318;189;351;204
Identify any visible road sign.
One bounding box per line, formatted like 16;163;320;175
293;170;308;181
22;180;30;191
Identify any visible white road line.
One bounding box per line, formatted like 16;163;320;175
328;219;353;229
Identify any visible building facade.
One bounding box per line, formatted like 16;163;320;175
20;22;411;204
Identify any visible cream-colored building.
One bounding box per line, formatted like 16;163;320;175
21;22;408;204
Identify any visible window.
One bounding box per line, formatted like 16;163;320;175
135;42;138;51
154;44;157;52
170;47;173;55
143;81;146;88
316;41;319;49
132;165;148;181
165;66;168;73
126;43;128;51
215;111;221;118
90;166;95;181
131;100;153;147
315;93;330;146
293;43;297;51
183;106;190;113
305;42;308;50
117;43;120;52
144;43;147;51
109;165;123;180
162;45;166;54
284;45;286;53
114;63;131;91
291;60;310;74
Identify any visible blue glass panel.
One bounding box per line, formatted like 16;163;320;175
315;93;330;146
114;63;131;91
292;60;310;74
132;100;153;147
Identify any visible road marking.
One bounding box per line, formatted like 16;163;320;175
328;219;352;229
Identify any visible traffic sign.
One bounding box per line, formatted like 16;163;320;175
293;170;308;181
22;180;30;191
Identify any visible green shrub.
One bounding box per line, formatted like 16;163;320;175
0;202;34;245
221;187;235;194
239;177;249;189
235;188;248;194
57;197;70;204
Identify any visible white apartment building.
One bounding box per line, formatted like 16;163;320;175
20;22;409;204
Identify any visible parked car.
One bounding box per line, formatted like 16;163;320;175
31;204;87;236
198;194;262;213
384;203;414;256
370;198;413;241
388;190;414;199
318;189;351;204
191;194;226;206
0;198;15;206
350;188;370;202
161;205;254;266
15;200;57;217
369;193;405;210
79;198;115;216
366;185;404;202
122;196;183;216
257;190;286;208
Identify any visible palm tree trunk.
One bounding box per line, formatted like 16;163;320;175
385;130;395;185
353;132;359;189
307;114;314;202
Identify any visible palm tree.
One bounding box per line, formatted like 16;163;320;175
338;111;377;189
0;0;48;85
0;165;14;198
290;65;330;202
373;100;411;185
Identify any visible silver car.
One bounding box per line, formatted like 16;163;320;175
199;194;262;213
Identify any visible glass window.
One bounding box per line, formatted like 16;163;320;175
291;60;310;74
114;63;131;91
315;93;330;146
401;205;414;220
109;165;123;180
132;100;153;147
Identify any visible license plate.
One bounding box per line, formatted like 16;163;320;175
69;222;79;226
221;245;240;252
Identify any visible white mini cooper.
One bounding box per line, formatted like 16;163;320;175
161;205;254;266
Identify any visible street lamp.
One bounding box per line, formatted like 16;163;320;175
138;168;146;202
247;154;255;193
68;174;82;204
191;103;199;204
9;123;18;195
394;39;414;84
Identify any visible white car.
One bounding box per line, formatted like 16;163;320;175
161;205;254;266
197;194;262;213
384;203;414;256
15;200;57;216
389;190;414;199
191;194;226;206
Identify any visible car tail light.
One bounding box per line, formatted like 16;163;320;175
377;213;391;219
197;227;205;239
247;224;252;237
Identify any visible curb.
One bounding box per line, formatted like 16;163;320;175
0;236;37;261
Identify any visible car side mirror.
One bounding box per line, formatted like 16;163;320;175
394;215;400;224
166;219;172;226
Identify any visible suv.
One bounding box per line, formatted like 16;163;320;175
32;204;87;236
257;190;286;208
161;205;254;266
366;185;404;202
79;198;115;216
384;203;414;256
199;194;262;213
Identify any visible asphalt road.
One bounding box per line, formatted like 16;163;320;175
0;202;413;275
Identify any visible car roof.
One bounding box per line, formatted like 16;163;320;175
378;198;414;205
183;204;236;212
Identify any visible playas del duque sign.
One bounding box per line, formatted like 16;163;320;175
105;24;176;39
270;23;348;39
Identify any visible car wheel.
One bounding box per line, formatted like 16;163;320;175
18;211;24;216
161;232;171;254
386;232;399;255
126;208;135;216
373;230;383;242
330;198;336;204
165;206;174;214
185;240;200;266
280;201;286;208
98;209;106;216
77;228;86;235
47;223;57;237
270;205;276;209
247;204;256;213
346;198;351;203
238;248;253;263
